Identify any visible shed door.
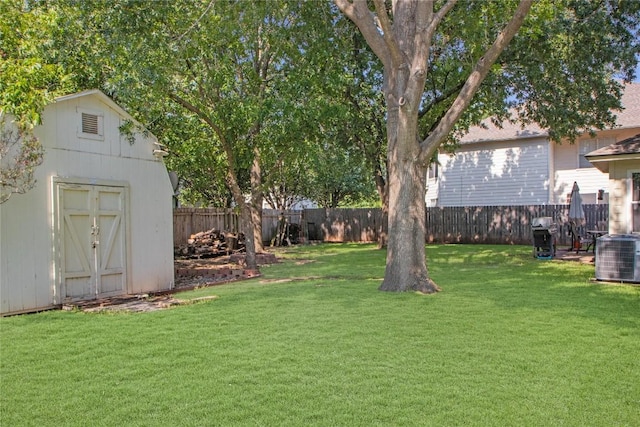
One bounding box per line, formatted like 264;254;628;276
57;183;127;300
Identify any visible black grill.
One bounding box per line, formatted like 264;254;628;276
532;217;557;259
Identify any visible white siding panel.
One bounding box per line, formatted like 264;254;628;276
127;160;175;294
438;138;550;206
553;168;608;204
425;177;439;207
551;128;640;204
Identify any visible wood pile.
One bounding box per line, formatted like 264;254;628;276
174;228;245;258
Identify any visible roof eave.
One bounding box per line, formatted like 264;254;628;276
459;133;549;145
586;153;640;173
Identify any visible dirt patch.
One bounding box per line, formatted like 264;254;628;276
65;252;280;313
66;295;220;313
174;252;277;288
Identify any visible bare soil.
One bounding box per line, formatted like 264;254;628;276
66;253;279;313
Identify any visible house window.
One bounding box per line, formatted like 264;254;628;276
633;173;640;232
77;108;104;140
428;162;439;180
578;138;614;168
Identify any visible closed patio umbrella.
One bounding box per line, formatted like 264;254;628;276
568;181;586;252
568;181;585;223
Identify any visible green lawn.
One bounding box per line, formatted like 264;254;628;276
1;244;639;426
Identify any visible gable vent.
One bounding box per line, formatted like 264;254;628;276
82;113;99;134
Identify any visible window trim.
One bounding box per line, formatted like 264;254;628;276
578;137;615;169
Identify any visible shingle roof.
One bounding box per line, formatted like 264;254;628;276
586;133;640;157
615;82;640;128
458;116;547;144
585;133;640;173
459;82;640;144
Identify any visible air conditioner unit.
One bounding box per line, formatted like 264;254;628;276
595;234;640;283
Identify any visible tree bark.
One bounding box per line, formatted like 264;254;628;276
239;201;258;269
374;167;389;249
251;147;264;253
380;158;438;292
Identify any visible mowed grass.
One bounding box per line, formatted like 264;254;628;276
1;243;639;426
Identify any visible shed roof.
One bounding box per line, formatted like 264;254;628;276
55;89;154;140
459;82;640;144
56;89;131;119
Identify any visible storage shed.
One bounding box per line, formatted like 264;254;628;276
1;90;174;315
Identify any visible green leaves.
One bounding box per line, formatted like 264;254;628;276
0;122;44;203
0;1;69;128
414;0;639;145
0;1;75;203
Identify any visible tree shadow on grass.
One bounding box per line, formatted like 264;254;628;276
426;244;640;333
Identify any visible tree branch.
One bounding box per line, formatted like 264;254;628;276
424;0;457;39
405;0;457;107
335;0;392;68
372;0;403;68
168;92;225;144
419;0;533;163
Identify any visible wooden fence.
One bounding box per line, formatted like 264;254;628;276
173;208;302;246
173;204;608;247
424;204;608;245
173;208;240;245
303;208;386;243
262;209;303;244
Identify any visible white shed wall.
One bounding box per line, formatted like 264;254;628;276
1;92;174;315
0;180;53;313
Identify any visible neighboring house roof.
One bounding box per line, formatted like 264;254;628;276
585;133;640;173
458;118;547;144
615;82;640;129
459;82;640;144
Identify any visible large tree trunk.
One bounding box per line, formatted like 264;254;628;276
379;100;439;293
240;202;258;269
380;159;438;292
251;148;264;253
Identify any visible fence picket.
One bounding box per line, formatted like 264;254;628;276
173;205;608;247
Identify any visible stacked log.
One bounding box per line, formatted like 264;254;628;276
174;228;245;258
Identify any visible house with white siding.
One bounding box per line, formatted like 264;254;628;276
0;90;174;315
426;82;640;207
